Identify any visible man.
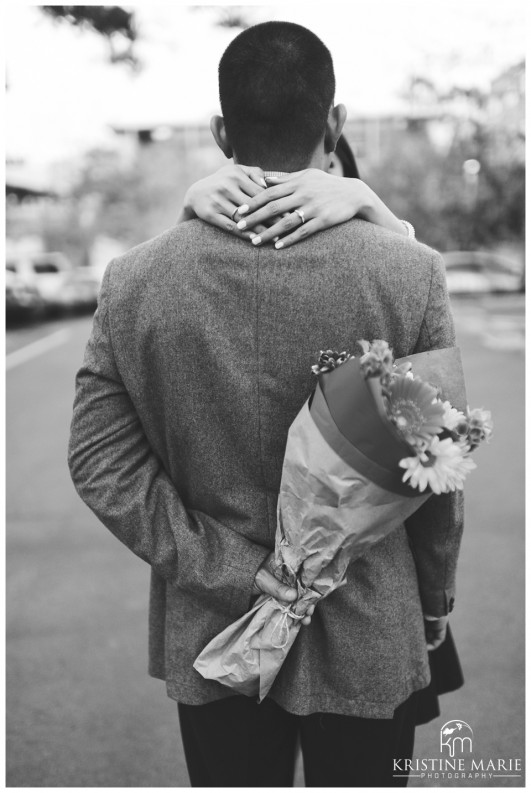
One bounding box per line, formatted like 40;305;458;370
69;21;463;787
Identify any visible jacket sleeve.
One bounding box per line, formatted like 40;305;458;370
404;251;465;617
68;263;270;616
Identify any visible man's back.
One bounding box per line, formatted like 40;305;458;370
109;218;445;535
69;217;458;717
68;18;466;784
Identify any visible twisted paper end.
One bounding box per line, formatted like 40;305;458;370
270;602;305;649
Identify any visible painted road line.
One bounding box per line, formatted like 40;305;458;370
6;329;71;372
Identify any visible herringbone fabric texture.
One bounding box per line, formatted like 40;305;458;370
69;218;463;717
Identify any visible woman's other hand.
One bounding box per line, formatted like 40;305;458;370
180;164;270;239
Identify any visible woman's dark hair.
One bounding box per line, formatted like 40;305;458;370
334;135;360;179
219;21;336;171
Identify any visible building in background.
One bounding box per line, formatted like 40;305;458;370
5;56;524;314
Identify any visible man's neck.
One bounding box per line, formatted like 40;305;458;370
235;149;328;174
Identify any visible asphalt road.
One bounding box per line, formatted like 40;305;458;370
6;295;525;787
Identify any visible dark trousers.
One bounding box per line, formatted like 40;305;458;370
178;693;417;787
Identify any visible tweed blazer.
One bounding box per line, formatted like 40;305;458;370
68;219;464;718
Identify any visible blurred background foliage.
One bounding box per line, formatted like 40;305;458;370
24;73;522;268
366;81;525;253
6;6;525;278
41;5;139;68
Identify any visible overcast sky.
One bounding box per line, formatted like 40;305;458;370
5;1;526;168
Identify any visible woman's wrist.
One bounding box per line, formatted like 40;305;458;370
356;185;408;236
348;179;375;218
179;187;198;222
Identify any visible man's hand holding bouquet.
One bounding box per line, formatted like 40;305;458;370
194;340;492;700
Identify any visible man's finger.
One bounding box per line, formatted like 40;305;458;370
254;568;297;603
427;627;446;640
270;578;297;603
425;620;448;651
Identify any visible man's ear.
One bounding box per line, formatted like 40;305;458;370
324;103;347;153
210;115;233;159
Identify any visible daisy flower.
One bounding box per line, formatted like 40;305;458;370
385;376;445;449
399;437;477;494
441;400;467;432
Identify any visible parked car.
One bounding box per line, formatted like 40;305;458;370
442;251;523;295
63;265;102;312
6;253;102;315
5;269;44;321
7;252;73;313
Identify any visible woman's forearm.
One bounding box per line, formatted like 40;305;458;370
177;190;197;224
355;183;408;236
176;167;412;248
177;165;267;228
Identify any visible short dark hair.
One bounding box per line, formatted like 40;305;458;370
218;21;335;170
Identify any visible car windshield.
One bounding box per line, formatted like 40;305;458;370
33;263;60;274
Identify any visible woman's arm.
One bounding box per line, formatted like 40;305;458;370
179;165;413;248
237;170;410;248
177;164;268;238
358;187;410;237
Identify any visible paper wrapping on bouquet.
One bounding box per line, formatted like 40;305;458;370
396;347;467;412
194;348;467;700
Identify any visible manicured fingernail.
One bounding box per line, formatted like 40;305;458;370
273;236;279;242
238;204;249;214
275;240;284;249
237;219;246;229
266;176;279;183
252;236;261;245
248;232;256;239
260;178;267;188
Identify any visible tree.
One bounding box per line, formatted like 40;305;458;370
40;6;139;68
191;5;255;31
365;75;524;253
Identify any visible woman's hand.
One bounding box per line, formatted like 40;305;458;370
234;169;408;248
179;164;270;239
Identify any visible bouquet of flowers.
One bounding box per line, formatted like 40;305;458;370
194;341;492;700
